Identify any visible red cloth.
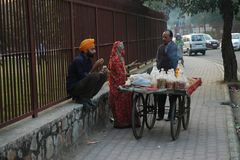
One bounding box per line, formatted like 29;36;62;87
108;41;132;128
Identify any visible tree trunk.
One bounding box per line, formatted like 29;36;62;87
221;0;238;82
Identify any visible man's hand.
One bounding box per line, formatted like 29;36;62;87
91;58;104;73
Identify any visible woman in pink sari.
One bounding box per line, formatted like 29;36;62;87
108;41;132;128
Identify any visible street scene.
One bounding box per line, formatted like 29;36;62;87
1;0;240;160
66;50;239;160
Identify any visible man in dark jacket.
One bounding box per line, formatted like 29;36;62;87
156;30;179;120
66;38;108;106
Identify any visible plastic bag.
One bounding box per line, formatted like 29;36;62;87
129;73;151;87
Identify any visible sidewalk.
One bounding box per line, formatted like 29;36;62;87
68;57;239;160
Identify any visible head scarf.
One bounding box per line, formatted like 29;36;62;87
79;38;95;53
111;41;125;62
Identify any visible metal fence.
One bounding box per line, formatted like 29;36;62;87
0;0;166;129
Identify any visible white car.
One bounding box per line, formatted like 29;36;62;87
182;34;207;56
231;33;240;50
203;34;220;49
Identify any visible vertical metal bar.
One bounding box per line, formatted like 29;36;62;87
13;0;19;117
44;0;50;104
2;55;7;122
56;0;59;100
136;16;139;63
9;0;16;119
70;2;75;59
48;0;53;102
26;0;38;117
34;0;40;107
144;18;147;61
0;0;4;123
113;11;115;41
23;0;31;113
125;14;129;63
95;7;99;58
5;0;11;121
19;0;25;115
38;0;45;107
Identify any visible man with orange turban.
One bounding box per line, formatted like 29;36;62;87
66;38;108;107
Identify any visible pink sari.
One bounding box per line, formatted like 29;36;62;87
108;41;132;128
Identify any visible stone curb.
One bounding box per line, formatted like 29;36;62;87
215;61;240;160
224;85;240;160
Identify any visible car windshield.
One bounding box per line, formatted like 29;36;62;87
191;35;204;41
232;34;240;39
204;34;212;40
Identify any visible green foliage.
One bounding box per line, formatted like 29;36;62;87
141;0;240;16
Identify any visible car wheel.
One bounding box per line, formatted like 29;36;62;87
202;51;206;55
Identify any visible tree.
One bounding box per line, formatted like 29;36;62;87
141;0;240;82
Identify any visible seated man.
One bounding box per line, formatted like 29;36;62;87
66;38;108;107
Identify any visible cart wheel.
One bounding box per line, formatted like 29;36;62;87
132;94;145;139
145;94;157;130
170;97;182;140
182;95;191;130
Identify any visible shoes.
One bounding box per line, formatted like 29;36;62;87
75;98;97;111
113;124;132;129
109;117;114;123
165;116;171;121
156;117;164;121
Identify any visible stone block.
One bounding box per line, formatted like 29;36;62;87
65;128;72;147
51;124;57;134
31;153;37;160
62;118;68;131
17;149;23;159
7;149;16;160
46;136;54;159
30;134;38;151
38;132;43;142
72;121;80;143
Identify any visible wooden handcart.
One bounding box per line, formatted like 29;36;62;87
118;78;202;140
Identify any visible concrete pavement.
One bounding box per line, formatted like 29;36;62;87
67;56;240;160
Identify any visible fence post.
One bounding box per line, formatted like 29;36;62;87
26;0;38;118
70;2;75;59
125;14;129;63
95;7;99;58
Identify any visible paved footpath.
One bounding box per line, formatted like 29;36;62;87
69;57;239;160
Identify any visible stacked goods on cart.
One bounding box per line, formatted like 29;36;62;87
125;62;201;92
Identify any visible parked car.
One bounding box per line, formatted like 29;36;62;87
203;34;220;49
182;33;207;56
231;33;240;50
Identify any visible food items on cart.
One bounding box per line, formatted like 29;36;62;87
127;63;192;90
175;71;188;90
166;69;176;89
157;68;167;89
150;62;159;88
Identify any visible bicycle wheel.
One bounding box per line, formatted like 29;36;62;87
132;94;145;139
170;96;182;140
145;94;157;130
182;95;191;130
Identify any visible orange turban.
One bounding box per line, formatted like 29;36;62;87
79;38;95;53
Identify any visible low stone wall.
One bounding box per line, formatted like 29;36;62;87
0;93;110;160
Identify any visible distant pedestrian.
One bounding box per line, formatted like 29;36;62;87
108;41;132;128
175;33;184;66
156;30;179;121
66;38;108;107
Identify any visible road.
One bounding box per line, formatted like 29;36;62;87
193;49;240;78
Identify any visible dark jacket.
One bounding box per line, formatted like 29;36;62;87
66;53;92;94
156;41;178;71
